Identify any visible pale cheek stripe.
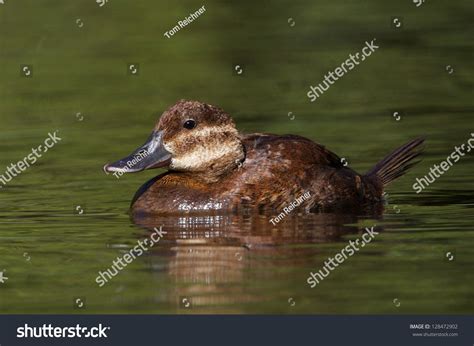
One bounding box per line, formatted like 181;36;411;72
170;142;242;170
163;125;238;154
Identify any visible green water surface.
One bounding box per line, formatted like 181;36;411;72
0;0;473;313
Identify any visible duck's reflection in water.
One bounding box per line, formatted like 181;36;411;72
132;210;383;312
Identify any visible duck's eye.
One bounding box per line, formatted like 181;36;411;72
183;119;196;130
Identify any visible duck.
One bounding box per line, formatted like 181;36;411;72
104;100;424;215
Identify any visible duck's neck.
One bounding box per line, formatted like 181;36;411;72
204;142;246;183
190;139;245;184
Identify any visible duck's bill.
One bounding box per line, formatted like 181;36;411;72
103;130;171;174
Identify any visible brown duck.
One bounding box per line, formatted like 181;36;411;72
104;100;423;215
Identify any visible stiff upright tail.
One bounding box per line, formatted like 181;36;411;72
366;138;424;187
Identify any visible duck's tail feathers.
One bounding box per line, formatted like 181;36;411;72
365;137;425;187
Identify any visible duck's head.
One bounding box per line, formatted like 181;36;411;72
104;100;245;182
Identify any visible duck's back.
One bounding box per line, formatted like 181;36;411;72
241;133;343;168
223;133;374;211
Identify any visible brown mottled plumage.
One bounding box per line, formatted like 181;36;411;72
104;100;424;215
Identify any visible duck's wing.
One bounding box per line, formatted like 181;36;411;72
241;133;344;169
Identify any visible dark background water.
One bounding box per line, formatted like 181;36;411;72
0;0;472;313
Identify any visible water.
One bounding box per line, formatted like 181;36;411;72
0;0;473;313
